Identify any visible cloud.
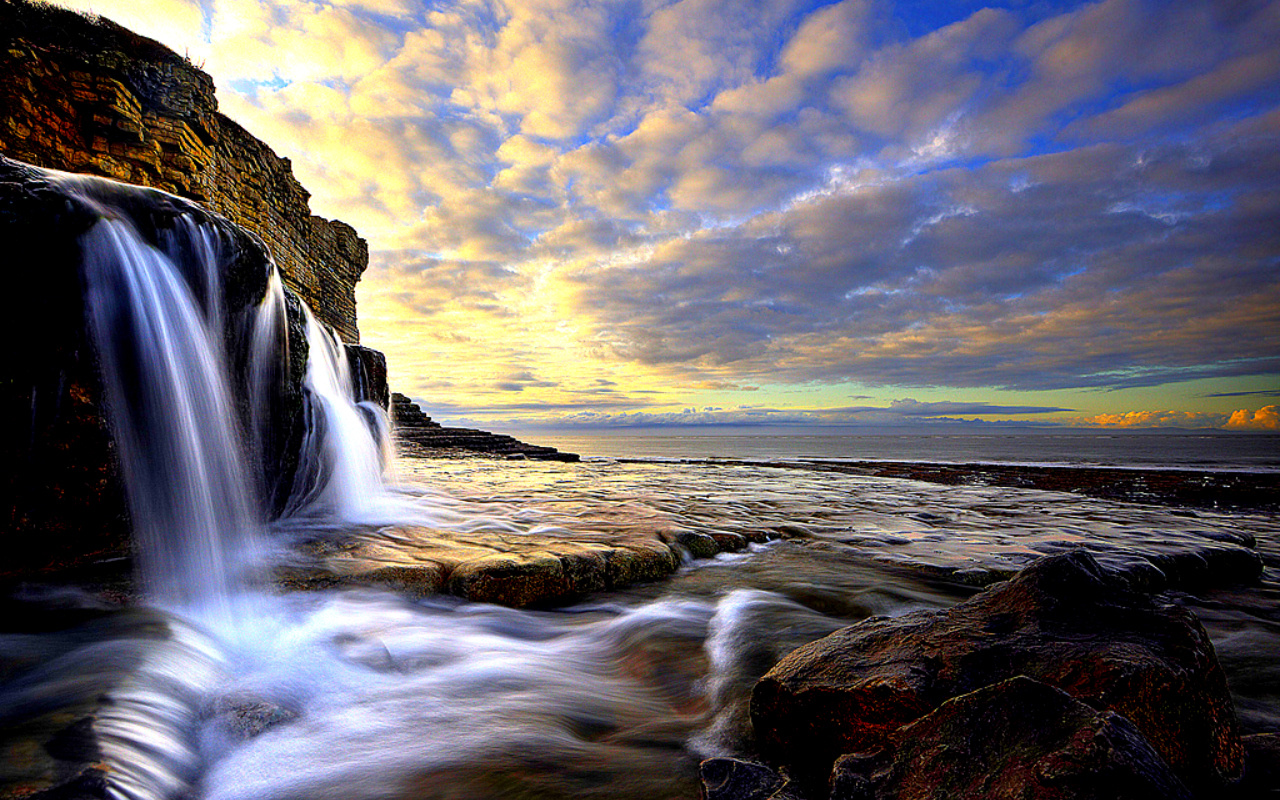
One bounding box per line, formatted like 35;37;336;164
1203;389;1280;398
564;121;1280;393
1080;407;1280;431
46;0;1280;428
1225;405;1280;431
884;399;1072;416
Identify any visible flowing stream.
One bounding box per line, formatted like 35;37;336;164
2;177;1277;800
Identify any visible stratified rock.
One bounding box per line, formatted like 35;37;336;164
0;0;369;343
391;393;578;461
829;676;1191;800
751;550;1243;796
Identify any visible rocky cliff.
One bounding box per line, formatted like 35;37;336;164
0;0;366;343
0;0;388;577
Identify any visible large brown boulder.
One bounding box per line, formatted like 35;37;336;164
750;550;1243;796
829;675;1191;799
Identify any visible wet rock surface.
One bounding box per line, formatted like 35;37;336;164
828;676;1192;800
699;758;789;800
751;550;1244;796
277;523;723;607
743;459;1280;513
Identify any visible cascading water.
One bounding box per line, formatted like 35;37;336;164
287;307;392;521
58;175;399;800
72;177;395;614
81;213;261;617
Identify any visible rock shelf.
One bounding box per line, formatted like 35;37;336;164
391;393;578;462
275;522;761;607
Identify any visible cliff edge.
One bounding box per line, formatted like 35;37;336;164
0;0;367;343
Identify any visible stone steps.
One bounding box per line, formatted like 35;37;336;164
390;392;577;462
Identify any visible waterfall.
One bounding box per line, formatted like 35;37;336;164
81;214;261;616
69;176;391;615
287;307;393;520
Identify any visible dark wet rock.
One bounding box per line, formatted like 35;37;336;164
708;532;748;552
751;550;1243;796
346;344;389;409
699;758;784;800
670;530;721;559
829;676;1191;800
1241;732;1280;798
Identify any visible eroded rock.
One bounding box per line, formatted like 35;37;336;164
751;550;1243;796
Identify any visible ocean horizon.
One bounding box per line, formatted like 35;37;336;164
498;428;1280;471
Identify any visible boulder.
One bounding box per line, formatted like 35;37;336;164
829;676;1191;799
750;550;1243;796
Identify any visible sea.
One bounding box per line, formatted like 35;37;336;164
522;428;1280;470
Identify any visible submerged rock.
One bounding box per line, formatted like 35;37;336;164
207;693;298;740
750;550;1243;796
699;758;787;800
829;676;1191;800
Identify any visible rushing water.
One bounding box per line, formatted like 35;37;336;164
2;175;1278;800
81;213;262;619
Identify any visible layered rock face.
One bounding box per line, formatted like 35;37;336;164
391;393;578;461
0;0;366;343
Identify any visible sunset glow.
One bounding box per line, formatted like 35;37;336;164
52;0;1280;431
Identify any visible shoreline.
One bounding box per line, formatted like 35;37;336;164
603;456;1280;513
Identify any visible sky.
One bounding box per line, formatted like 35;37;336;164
52;0;1280;431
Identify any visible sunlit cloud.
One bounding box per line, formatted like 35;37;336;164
1225;406;1280;431
48;0;1280;429
1084;406;1280;431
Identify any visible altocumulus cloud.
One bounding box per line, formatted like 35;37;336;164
51;0;1280;427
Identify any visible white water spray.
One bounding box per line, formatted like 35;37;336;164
81;215;261;617
287;307;393;520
